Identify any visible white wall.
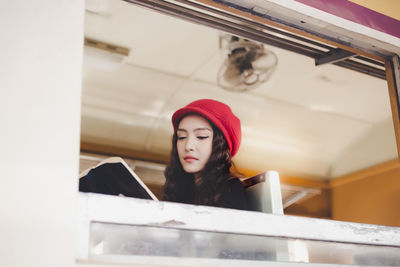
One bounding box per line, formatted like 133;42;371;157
0;1;83;266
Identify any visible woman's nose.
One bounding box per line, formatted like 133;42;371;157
185;136;195;151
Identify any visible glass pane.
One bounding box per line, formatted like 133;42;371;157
89;222;400;265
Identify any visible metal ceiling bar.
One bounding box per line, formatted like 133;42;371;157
315;48;355;66
124;0;326;58
334;59;386;80
385;55;400;157
84;37;130;56
174;0;334;51
123;0;386;80
355;55;385;67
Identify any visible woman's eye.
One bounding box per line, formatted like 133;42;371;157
177;136;186;140
197;136;209;140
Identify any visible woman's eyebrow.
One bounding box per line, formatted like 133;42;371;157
194;127;212;132
177;127;211;132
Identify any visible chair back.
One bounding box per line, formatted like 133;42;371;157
242;171;284;214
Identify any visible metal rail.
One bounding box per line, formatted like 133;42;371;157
123;0;386;79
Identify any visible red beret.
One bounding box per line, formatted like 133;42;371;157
172;99;241;157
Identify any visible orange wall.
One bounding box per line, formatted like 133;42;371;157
331;160;400;227
350;0;400;20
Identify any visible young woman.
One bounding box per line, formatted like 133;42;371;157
163;99;249;210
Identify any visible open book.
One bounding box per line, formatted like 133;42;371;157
79;157;158;201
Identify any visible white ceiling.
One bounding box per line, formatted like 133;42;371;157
81;0;397;180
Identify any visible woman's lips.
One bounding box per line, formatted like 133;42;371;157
184;156;197;162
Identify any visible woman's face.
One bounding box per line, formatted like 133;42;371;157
176;115;214;174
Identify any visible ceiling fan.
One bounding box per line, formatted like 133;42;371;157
217;35;278;92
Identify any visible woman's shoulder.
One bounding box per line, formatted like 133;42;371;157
218;177;250;211
226;177;245;189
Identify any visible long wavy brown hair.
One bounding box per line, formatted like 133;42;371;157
163;117;235;206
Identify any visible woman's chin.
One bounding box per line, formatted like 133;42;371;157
182;165;202;174
183;168;200;174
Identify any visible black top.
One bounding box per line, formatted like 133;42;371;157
79;162;250;211
217;178;250;211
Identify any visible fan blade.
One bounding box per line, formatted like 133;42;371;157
252;50;278;70
221;61;242;86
